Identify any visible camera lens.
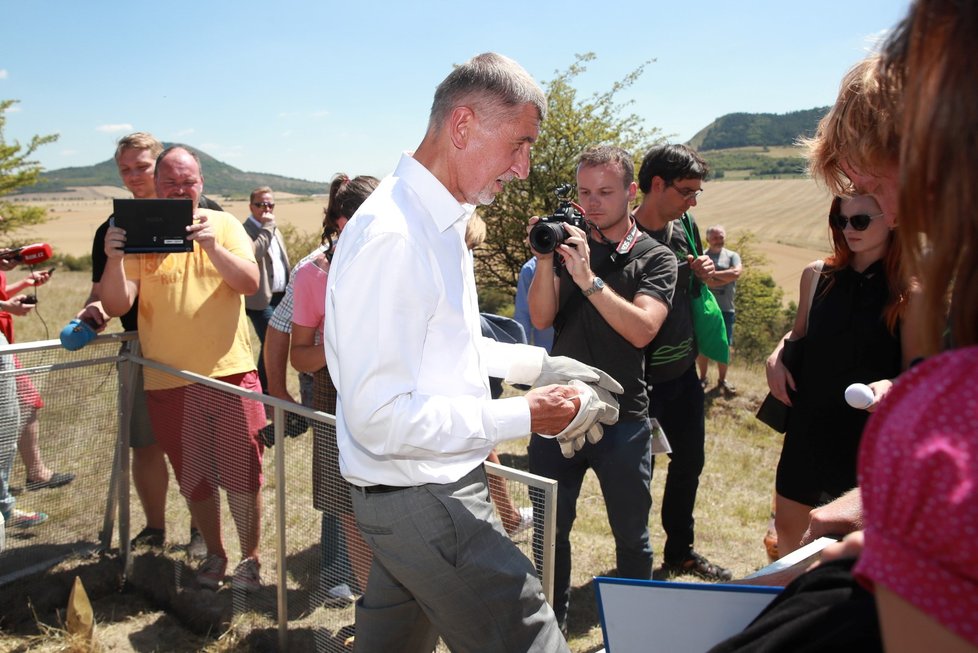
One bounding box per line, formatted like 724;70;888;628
529;222;566;254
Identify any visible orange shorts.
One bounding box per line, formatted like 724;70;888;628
146;371;265;502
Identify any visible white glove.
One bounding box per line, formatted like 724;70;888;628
545;380;619;458
504;346;624;395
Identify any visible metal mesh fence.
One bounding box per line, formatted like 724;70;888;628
0;337;557;652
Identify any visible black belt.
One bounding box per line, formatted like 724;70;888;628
361;484;406;494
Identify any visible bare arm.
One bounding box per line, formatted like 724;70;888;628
189;213;259;295
766;261;821;404
704;261;742;288
263;325;297;402
876;584;978;653
99;226;138;318
290;324;325;373
800;487;863;545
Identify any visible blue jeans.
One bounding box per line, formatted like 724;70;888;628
648;364;706;563
528;418;653;623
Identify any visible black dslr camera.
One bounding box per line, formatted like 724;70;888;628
528;184;588;254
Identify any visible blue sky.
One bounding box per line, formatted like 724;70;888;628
3;0;910;184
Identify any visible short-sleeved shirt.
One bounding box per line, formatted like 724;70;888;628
551;232;676;419
854;346;978;647
122;209;257;389
708;247;741;313
642;214;702;384
291;254;329;339
92;195;223;332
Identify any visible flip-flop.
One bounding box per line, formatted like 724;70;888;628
26;471;75;491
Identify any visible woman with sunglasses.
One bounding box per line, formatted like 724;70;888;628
765;193;909;555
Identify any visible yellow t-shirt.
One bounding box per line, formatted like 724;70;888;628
123;209;257;390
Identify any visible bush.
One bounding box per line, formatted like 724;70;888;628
730;233;793;363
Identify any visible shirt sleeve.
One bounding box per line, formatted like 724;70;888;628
636;244;678;309
513;261;534;339
292;259;327;330
326;230;530;459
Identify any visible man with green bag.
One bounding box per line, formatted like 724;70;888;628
632;144;732;582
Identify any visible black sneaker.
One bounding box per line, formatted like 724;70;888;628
130;526;165;549
655;551;732;582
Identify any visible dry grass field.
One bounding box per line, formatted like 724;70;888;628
12;178;832;305
0;179;831;651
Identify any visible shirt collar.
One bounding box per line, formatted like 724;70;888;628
394;152;471;232
246;214;262;228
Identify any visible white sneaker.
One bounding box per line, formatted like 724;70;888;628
511;506;534;538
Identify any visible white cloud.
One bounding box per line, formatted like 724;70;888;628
61;149;78;156
175;128;195;137
310;110;329;119
96;123;134;133
0;69;8;80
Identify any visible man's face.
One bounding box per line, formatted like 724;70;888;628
655;175;703;221
251;192;275;218
154;150;203;206
116;148;157;199
707;229;725;250
576;162;636;237
840;160;899;226
458;103;539;206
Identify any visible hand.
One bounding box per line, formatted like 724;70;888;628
800;487;863;546
258;209;275;225
535;354;624;395
864;379;894;413
104;226;127;259
551;380;620;458
688;254;715;280
76;304;109;333
526;384;581;435
555;225;593;289
2;295;35;316
186;212;216;251
765;347;796;406
808;531;865;571
0;252;18;272
26;269;52;287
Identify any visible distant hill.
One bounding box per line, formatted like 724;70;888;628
28;146;328;197
688;107;829;151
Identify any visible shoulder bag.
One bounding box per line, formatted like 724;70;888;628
679;213;729;364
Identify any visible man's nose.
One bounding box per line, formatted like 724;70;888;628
513;146;531;179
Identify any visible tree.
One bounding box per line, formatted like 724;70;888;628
730;232;794;364
0;99;59;240
474;53;663;305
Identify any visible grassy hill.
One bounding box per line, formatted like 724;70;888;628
688;107;828;151
700;145;809;181
29;146;328;197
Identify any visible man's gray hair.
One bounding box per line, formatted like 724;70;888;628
706;225;726;237
428;52;546;131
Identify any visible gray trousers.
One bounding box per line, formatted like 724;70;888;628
349;465;568;653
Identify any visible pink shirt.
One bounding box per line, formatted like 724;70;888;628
291;254;329;338
855;346;978;646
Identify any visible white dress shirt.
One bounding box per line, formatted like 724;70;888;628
324;153;540;487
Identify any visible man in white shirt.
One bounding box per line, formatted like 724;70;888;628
325;52;616;652
243;186;291;395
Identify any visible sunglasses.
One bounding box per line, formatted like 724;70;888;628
829;212;884;231
253;201;275;209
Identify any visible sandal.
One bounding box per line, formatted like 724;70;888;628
26;472;75;491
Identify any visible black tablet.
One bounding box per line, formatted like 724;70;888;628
112;198;194;253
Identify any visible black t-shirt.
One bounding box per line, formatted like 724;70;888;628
642;213;703;384
551;232;677;419
91;195;223;331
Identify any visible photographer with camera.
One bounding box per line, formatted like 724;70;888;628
526;145;677;633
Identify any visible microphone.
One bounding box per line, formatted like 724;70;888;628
4;243;53;265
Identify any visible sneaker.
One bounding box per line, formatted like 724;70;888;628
719;380;737;395
187;528;207;560
130;526;165;549
11;509;48;529
233;557;262;592
509;506;534;538
699;377;709;389
197;554;228;590
655;551;732;582
326;582;356;604
25;472;75;491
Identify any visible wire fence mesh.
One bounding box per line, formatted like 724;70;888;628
0;336;556;652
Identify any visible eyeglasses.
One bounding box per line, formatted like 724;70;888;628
829;212;884;231
252;202;275;209
667;183;702;201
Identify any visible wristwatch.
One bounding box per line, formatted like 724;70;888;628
583;277;605;297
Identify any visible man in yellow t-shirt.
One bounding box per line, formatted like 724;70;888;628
100;146;265;592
